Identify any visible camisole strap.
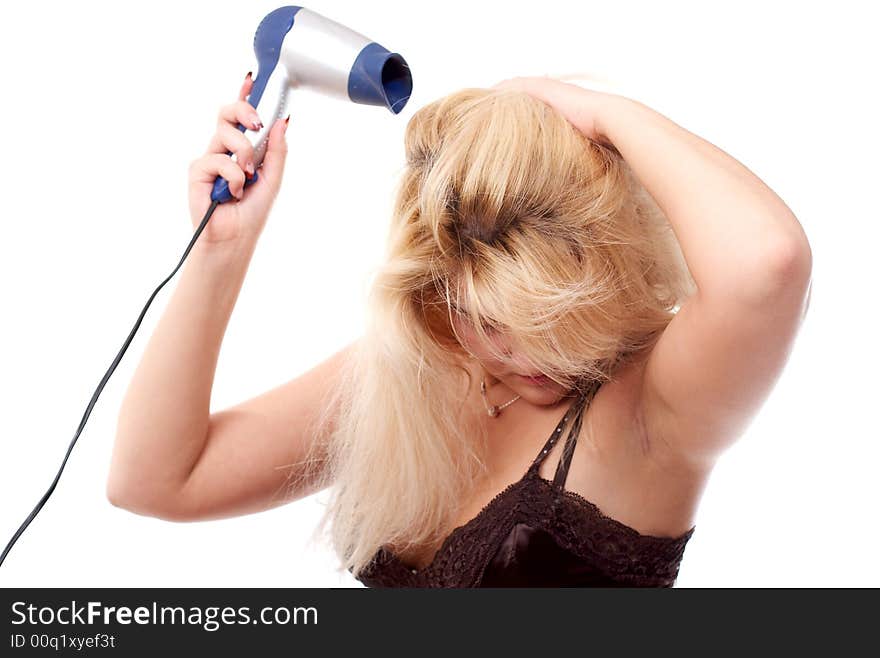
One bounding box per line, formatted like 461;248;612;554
551;378;602;491
526;390;588;475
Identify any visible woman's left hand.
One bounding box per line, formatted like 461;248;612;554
492;76;615;145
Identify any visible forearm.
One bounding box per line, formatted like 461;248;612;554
596;94;811;302
107;237;258;507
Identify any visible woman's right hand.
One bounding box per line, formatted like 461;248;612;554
188;72;290;245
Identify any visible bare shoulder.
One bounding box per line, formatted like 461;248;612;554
588;263;809;534
556;347;707;538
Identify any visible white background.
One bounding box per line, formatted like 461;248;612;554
0;0;876;587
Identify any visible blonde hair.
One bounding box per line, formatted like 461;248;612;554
295;83;696;580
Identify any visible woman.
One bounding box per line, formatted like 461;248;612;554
106;73;812;587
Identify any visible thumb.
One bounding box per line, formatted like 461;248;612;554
258;115;290;194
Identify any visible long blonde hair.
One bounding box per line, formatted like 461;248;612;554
294;84;696;580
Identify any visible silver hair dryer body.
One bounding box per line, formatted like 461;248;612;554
212;5;413;203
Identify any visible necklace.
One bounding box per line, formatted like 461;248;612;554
480;378;521;417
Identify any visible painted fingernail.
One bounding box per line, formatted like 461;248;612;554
245;71;252;82
250;114;263;130
283;114;290;132
245;161;255;175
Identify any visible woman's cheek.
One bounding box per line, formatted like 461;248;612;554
471;333;511;365
452;315;514;362
454;319;487;356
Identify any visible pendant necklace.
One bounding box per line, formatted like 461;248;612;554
480;378;521;418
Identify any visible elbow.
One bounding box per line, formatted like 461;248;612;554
730;229;813;307
105;461;143;512
105;477;191;523
105;472;130;511
106;485;126;511
769;228;812;285
104;482;145;517
765;232;813;308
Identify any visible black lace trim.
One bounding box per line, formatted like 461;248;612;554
355;380;694;587
356;470;695;588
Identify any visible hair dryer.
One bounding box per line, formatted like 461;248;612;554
0;5;412;569
211;5;413;203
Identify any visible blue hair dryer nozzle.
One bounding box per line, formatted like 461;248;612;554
211;5;413;204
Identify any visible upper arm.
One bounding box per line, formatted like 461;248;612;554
640;246;812;470
164;339;358;522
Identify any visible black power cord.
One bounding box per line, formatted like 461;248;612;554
0;199;222;568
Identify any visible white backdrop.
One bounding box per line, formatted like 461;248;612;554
0;0;875;587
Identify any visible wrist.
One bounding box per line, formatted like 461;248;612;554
593;93;642;148
552;84;621;146
187;232;259;273
592;92;623;146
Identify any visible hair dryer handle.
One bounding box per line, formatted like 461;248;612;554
210;67;291;204
210;126;260;204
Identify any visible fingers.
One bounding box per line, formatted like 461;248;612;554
216;98;263;134
206;121;256;175
255;116;289;193
204;75;262;179
189;153;247;200
190;73;285;203
239;71;254;102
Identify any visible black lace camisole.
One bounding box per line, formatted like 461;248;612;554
352;379;696;587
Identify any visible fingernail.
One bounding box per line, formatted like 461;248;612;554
245;161;254;175
283;114;290;132
245;71;252;82
250;114;263;130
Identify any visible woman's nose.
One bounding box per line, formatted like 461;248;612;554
488;332;537;372
504;350;539;376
